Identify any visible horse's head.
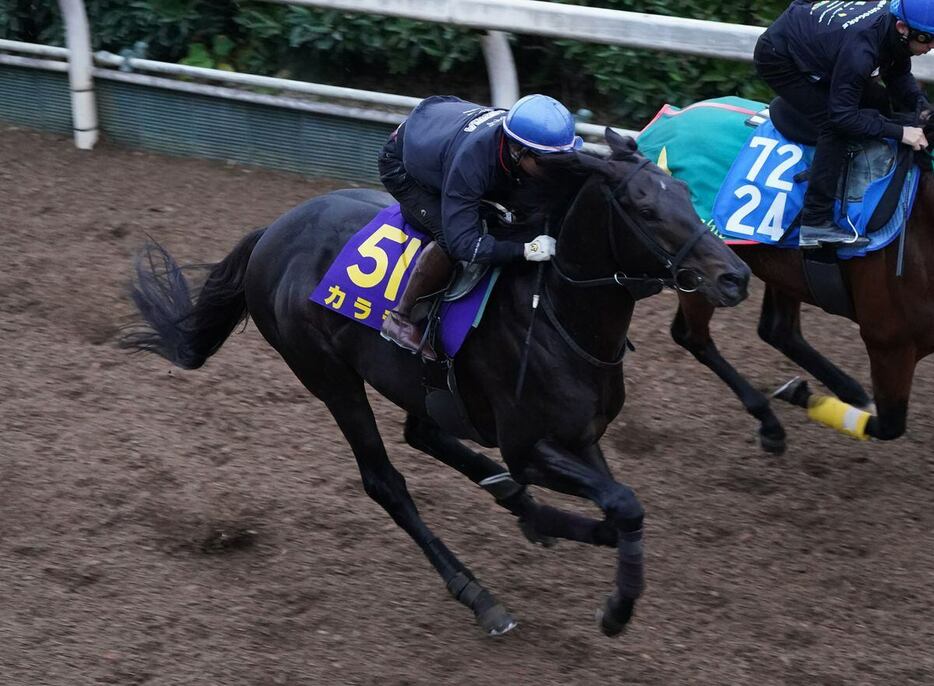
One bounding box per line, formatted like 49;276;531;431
539;129;750;307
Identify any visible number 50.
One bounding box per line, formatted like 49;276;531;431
346;224;422;301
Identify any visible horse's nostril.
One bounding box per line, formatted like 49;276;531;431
719;272;747;288
718;272;749;300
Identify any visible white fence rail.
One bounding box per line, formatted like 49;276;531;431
7;0;934;152
263;0;764;61
263;0;934;79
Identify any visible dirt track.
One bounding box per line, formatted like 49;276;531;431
2;124;934;685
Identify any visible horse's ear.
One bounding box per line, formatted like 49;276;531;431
605;127;638;157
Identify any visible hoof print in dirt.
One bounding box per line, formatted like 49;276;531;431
200;528;258;554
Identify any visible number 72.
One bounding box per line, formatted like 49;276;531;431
746;136;803;191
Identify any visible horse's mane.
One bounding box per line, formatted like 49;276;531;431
505;143;632;231
505;155;589;228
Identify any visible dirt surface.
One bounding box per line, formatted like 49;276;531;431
2;124;934;686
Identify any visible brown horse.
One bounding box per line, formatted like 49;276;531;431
672;163;934;453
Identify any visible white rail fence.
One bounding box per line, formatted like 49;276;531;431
5;0;934;152
262;0;766;60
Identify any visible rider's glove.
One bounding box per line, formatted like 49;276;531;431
523;235;556;262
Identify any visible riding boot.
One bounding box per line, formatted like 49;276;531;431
380;241;452;361
798;127;869;249
798;219;870;249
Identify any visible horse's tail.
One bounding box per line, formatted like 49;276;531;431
120;228;267;369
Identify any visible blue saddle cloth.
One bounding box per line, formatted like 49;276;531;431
711;119;920;259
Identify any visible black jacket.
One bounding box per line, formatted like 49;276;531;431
763;0;926;139
400;96;524;264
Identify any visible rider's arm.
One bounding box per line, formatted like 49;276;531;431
441;156;525;265
828;38;904;140
881;55;929;113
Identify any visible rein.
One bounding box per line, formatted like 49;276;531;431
550;158;707;295
540;290;627;368
537;155;708;368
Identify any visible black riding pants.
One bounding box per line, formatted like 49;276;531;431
378;125;449;252
754;36;891;224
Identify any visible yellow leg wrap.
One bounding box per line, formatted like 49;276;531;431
806;395;871;440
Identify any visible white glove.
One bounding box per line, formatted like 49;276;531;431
523;235;556;262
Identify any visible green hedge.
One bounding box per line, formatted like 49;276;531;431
0;0;787;127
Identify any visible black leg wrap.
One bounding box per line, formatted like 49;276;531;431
615;529;645;599
529;504;618;547
498;489;536;517
479;473;525;508
446;571;474;599
447;572;496;616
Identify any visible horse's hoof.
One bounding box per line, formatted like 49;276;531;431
771;376;810;408
759;430;786;456
477;603;518;636
518;517;558;548
595;594;634;637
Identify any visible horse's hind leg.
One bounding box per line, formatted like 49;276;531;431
757;285;871;408
404;415;616;547
313;378;517;635
863;341;915;440
672;292;786;454
772;341;915;441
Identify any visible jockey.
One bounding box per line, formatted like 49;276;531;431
755;0;932;249
378;93;583;360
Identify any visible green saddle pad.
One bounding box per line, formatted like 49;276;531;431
635;96;765;233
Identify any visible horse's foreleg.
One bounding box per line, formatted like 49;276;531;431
672;294;786;454
512;440;643;637
404;415;614;547
314;380;516;635
758;285;871;407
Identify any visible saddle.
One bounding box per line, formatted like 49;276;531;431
761;97;912;233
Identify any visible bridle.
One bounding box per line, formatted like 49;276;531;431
521;154;709;373
548;156;708;296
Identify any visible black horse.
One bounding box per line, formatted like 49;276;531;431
122;130;750;636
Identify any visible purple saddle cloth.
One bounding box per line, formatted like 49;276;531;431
309;204;499;357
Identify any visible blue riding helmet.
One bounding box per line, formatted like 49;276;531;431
503;94;584;154
891;0;934;35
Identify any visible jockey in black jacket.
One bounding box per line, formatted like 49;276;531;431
755;0;932;248
378;94;583;360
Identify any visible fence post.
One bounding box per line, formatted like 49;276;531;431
481;31;519;108
57;0;98;149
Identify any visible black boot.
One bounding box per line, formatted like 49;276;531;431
380;241;452;361
797;126;870;250
799;219;870;249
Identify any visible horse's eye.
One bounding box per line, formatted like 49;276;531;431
639;207;655;219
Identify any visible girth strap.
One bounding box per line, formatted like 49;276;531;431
801;248;855;319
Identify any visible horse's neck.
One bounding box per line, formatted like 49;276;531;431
544;214;635;364
546;277;634;364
